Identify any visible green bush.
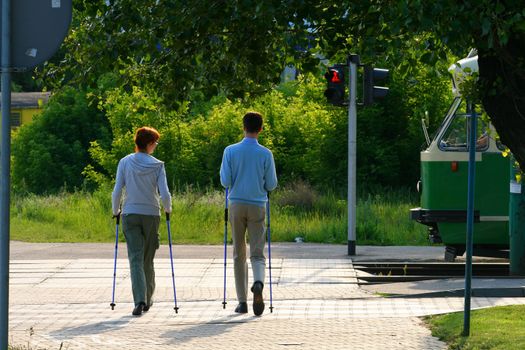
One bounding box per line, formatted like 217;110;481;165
12;87;111;194
87;69;451;192
20;62;452;195
87;76;344;190
273;180;319;210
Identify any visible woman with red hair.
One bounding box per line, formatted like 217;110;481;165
112;126;172;316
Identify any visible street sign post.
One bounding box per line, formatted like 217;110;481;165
0;1;71;348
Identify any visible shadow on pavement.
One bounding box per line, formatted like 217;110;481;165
49;316;131;338
159;314;248;345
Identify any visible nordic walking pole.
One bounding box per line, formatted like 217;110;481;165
166;212;180;313
110;212;120;310
222;188;229;309
266;192;274;313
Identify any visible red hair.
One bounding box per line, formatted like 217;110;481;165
134;126;160;152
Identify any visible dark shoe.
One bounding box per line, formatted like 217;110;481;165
251;281;265;316
234;302;248;314
132;302;145;316
143;302;153;312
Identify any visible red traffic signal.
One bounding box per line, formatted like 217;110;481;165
324;66;346;106
326;69;342;83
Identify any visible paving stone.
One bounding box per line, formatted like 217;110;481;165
8;255;523;350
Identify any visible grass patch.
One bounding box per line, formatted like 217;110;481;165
425;305;525;350
10;184;429;245
356;189;426;245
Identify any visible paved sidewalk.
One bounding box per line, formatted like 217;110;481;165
7;243;524;349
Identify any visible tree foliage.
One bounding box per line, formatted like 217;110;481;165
42;0;317;107
28;0;525;192
50;0;523;169
15;64;450;194
83;68;449;191
305;1;525;169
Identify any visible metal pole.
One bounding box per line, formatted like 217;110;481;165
462;105;477;336
222;188;228;309
110;213;120;310
166;213;179;313
266;192;274;312
347;54;358;255
0;0;11;347
509;155;525;275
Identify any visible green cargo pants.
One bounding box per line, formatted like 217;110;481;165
122;214;160;307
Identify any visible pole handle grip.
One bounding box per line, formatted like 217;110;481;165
166;212;170;221
113;213;120;225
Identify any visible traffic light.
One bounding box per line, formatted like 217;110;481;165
324;66;346;106
363;65;389;106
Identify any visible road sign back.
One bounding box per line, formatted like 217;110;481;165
0;0;72;69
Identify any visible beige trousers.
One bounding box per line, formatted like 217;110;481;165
229;202;266;303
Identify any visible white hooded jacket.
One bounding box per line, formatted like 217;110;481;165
112;152;172;216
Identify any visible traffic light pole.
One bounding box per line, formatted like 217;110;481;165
347;54;359;256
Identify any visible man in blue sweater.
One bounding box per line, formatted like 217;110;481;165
220;111;278;316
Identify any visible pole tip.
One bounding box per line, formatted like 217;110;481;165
110;303;115;310
174;306;179;314
222;301;227;309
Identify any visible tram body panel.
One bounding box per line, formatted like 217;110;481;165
411;95;510;259
438;222;507;246
421;153;509;215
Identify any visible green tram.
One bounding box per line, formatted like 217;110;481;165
410;54;510;262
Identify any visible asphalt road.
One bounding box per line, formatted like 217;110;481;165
10;241;449;261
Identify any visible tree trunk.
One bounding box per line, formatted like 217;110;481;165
478;35;525;171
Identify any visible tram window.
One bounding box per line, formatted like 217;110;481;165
474;119;490;151
439;114;489;151
439;114;468;151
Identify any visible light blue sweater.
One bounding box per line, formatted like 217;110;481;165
112;152;172;216
220;137;278;207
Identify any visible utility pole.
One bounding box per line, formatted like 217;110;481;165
462;105;477;336
347;54;359;256
509;155;525;275
0;1;12;348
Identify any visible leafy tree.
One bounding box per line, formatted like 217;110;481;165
12;87;111;194
305;1;525;170
40;0;316;108
38;2;525;170
37;1;510;191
